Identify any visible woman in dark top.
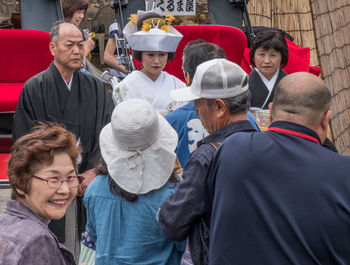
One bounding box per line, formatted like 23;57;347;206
248;31;338;151
249;30;289;109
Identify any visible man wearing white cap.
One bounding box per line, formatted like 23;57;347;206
157;58;257;265
165;40;260;168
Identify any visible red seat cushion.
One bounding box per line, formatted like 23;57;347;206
309;66;321;76
0;83;23;112
0;29;53;115
0;30;54;157
0;153;9;181
0;29;53;83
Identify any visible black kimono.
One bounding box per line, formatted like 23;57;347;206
249;68;287;109
13;62;114;242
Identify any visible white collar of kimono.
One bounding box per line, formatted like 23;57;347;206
255;67;280;92
61;73;74;91
122;71;176;114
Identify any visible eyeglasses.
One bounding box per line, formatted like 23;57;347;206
31;175;84;189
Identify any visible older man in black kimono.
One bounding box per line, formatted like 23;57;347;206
12;22;114;248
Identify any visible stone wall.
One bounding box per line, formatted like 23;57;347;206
311;0;350;154
246;0;350;153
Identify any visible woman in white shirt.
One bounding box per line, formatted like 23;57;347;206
113;9;185;115
248;30;289;109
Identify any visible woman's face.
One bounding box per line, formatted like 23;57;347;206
141;51;168;81
254;47;282;80
70;9;86;26
18;152;78;221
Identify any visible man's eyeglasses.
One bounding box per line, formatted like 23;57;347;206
31;175;84;189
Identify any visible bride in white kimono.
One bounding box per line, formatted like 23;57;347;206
113;8;185;115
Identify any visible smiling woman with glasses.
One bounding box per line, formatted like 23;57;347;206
0;122;82;265
31;174;83;188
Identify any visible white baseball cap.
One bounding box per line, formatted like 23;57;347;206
171;58;249;102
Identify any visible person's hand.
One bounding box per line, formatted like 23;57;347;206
84;38;95;58
78;168;97;196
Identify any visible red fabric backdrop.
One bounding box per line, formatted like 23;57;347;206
0;29;53;112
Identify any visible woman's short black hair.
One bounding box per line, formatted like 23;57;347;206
249;30;289;68
132;50;175;63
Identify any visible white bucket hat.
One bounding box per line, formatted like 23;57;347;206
171;58;249;102
99;99;178;194
123;8;183;52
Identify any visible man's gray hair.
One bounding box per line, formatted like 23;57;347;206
50;21;81;42
183;40;226;79
206;90;251;115
50;21;64;42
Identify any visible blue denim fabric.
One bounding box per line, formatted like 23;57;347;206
84;175;185;265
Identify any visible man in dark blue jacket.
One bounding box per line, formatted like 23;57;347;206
158;58;257;265
206;72;350;265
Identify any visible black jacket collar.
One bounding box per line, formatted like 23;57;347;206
199;120;256;147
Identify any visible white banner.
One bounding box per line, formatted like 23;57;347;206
154;0;196;16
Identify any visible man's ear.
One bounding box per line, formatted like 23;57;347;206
321;109;331;132
317;109;331;143
215;99;226;118
184;72;192;86
268;102;273;123
49;41;56;57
